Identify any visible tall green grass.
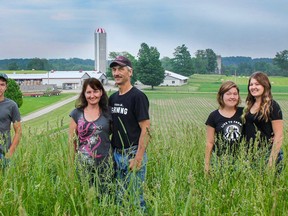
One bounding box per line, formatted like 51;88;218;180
1;92;288;215
1;74;288;215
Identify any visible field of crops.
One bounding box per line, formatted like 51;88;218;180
1;75;288;215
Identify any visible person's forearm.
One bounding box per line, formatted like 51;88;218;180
9;134;21;155
205;145;213;172
269;136;283;164
135;131;150;161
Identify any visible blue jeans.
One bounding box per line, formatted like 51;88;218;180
113;146;147;210
0;153;9;169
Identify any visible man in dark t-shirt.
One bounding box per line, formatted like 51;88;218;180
109;56;150;211
0;73;22;167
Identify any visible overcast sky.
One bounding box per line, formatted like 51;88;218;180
1;0;287;60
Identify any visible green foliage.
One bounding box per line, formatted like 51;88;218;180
206;48;217;73
136;43;165;89
4;79;23;108
7;61;19;70
160;56;174;71
27;58;51;70
172;44;194;76
108;52;138;85
273;50;288;71
194;49;217;74
0;58;94;71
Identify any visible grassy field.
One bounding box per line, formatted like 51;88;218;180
20;93;77;116
1;74;288;215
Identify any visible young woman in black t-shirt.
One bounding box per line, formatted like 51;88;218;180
205;81;243;173
242;71;283;168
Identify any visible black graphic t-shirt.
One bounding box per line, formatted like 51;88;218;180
205;107;243;156
244;100;282;148
69;108;112;164
108;87;149;149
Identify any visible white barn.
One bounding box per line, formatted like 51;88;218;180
160;70;189;86
85;71;108;85
8;70;108;90
42;71;90;89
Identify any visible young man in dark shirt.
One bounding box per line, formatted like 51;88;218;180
0;73;22;168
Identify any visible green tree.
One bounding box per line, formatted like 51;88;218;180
172;44;194;76
108;52;138;85
206;48;217;73
160;56;174;71
273;50;288;71
194;50;208;74
136;43;165;89
7;62;19;70
27;58;51;70
194;49;217;74
4;79;23;108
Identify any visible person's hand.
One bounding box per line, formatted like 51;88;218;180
129;158;142;171
5;152;12;159
268;158;274;168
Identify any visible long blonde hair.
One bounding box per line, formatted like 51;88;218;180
243;71;272;122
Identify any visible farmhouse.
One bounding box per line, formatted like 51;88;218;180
160;70;189;86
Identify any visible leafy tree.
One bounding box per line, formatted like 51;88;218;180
7;62;19;70
136;43;165;89
273;50;288;71
194;50;208;74
160;56;174;71
206;49;217;73
108;52;138;85
27;58;51;70
237;62;253;75
172;44;194;76
4;79;23;108
194;49;217;74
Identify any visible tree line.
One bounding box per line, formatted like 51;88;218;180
0;58;95;71
1;45;288;89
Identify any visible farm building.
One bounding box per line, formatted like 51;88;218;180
160;70;189;86
8;71;108;89
42;71;90;89
85;71;108;85
7;73;45;86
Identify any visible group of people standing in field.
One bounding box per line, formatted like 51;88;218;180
205;72;284;173
0;56;284;212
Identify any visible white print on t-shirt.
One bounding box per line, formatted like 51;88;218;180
111;106;128;115
221;120;242;141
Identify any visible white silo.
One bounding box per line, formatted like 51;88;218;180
94;28;107;73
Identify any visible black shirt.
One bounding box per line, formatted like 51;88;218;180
244;100;282;148
205;107;243;156
109;87;149;149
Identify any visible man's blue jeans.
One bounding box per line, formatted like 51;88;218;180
113;146;147;210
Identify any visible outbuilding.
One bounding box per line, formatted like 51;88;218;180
160;70;189;86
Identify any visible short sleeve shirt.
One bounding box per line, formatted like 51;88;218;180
69;108;111;163
244;100;282;147
108;87;149;149
0;98;21;151
205;107;243;155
